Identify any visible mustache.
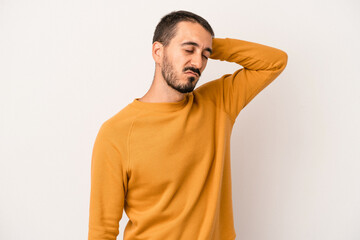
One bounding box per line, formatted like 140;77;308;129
183;67;201;77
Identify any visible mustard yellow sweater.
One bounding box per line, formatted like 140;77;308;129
88;38;288;240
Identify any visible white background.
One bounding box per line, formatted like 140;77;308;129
1;0;359;239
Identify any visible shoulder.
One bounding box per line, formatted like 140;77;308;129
98;104;142;142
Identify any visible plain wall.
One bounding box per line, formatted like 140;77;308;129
1;0;359;239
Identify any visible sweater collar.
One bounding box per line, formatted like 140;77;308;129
131;92;192;112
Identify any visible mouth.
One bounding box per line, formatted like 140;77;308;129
185;71;198;77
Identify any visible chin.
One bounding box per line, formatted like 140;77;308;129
184;75;196;82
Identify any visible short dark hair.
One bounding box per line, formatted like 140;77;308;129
152;10;214;47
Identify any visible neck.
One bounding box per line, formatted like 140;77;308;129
138;68;186;103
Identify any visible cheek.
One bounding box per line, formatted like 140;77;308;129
176;62;186;73
201;62;208;72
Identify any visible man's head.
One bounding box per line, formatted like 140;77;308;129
152;10;214;93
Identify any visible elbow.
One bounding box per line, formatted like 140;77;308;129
279;50;288;69
272;50;288;72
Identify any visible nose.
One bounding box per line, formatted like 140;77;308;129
190;53;203;70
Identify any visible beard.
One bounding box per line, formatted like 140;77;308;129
161;52;197;94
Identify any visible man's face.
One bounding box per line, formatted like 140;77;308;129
160;21;213;93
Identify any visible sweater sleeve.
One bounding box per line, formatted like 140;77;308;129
198;37;288;122
88;122;128;240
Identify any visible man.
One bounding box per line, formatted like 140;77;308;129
88;10;288;240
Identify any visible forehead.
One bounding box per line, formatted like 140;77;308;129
171;21;212;48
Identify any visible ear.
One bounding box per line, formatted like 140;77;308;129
152;41;163;65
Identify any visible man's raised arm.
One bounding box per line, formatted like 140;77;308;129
201;37;288;122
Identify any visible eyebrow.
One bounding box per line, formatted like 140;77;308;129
181;41;213;55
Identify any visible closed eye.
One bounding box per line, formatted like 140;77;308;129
185;49;208;60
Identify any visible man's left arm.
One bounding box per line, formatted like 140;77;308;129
206;37;288;122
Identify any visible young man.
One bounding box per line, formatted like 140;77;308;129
88;10;288;240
